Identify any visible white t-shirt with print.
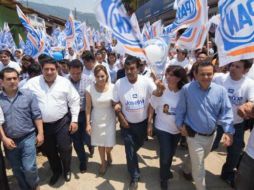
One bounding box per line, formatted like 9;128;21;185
113;75;156;123
213;73;254;124
150;88;180;134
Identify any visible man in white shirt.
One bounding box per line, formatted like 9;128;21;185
82;51;111;83
164;48;191;72
213;59;254;187
64;47;77;61
113;55;159;190
23;54;80;186
0;50;21;72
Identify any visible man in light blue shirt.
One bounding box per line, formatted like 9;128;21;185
0;67;43;190
176;60;234;190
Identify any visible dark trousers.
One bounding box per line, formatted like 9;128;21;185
120;119;148;181
221;122;245;181
0;144;9;190
71;111;87;164
235;153;254;190
156;129;181;181
42;114;72;175
212;125;223;150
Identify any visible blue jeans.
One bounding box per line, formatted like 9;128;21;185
156;128;181;181
221;122;245;182
5;132;39;190
71;111;88;164
121;120;147;181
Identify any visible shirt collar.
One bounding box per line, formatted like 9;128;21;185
42;75;58;86
1;89;22;98
195;81;212;91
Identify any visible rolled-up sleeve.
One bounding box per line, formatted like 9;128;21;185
217;88;235;134
0;106;4;125
30;93;42;120
67;81;80;122
175;89;187;129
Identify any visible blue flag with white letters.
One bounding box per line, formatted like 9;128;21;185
164;0;207;34
95;0;145;59
215;0;254;66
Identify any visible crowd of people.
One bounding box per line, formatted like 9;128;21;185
0;38;253;190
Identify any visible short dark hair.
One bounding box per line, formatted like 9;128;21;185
240;59;253;70
0;67;19;80
194;58;215;74
165;65;189;89
59;59;70;66
196;50;208;58
81;51;95;62
38;54;58;68
27;63;42;76
0;50;11;57
68;59;83;70
21;55;35;65
124;55;140;68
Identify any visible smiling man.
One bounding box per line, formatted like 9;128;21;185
176;59;235;190
23;55;80;186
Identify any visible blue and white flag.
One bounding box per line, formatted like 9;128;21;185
176;6;209;50
95;0;145;59
164;0;207;33
51;27;61;47
0;23;16;52
18;33;25;50
142;22;151;42
151;20;162;38
215;0;254;66
65;11;75;48
16;5;45;58
74;22;90;55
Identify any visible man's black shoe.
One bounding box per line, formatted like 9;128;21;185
64;171;71;182
169;171;173;179
49;173;61;186
220;175;235;188
160;180;168;190
79;162;87;173
88;146;94;158
129;180;138;190
181;170;193;181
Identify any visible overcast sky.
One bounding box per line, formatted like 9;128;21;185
23;0;99;13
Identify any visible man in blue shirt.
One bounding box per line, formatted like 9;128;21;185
176;60;234;190
0;68;43;190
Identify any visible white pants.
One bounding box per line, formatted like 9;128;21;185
187;133;216;190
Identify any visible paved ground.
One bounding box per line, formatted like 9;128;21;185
6;127;246;190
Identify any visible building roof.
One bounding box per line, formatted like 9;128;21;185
0;0;65;26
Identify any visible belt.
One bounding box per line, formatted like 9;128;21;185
196;130;215;137
185;124;215;137
44;113;69;125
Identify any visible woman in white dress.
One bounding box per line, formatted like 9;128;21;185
86;64;116;175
